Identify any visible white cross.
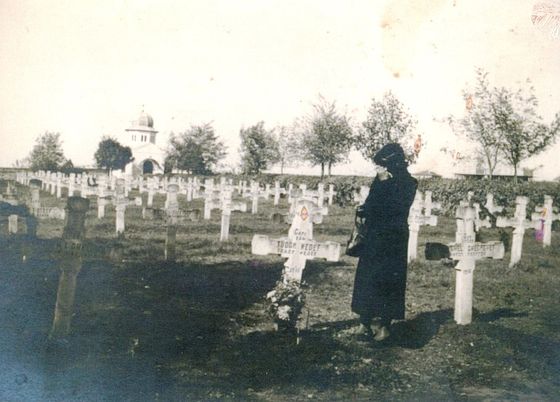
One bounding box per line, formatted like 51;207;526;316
496;196;539;268
531;195;560;248
423;191;441;217
252;199;340;283
219;189;247;241
273;181;287;206
448;206;504;325
484;193;503;215
408;192;438;263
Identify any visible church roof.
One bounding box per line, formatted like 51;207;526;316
125;110;158;134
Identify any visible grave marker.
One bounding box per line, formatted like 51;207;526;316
8;214;18;234
165;184;179;261
531;195;560;248
484;193;503;215
252;199;340;283
407;192;438;263
496;196;538;268
49;196;89;339
448;206;504;325
220;190;247;242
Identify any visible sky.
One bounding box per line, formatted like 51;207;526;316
1;0;559;178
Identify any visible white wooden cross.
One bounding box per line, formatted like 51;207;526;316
219;189;247;241
56;173;63;198
287;193;328;222
496;196;538;268
68;174;76;197
50;172;57;196
252;199;340;283
273;181;287;206
305;183;326;208
243;181;266;214
8;215;18;234
484;193;503;215
114;178;133;237
459;199;491;231
531;195;559;248
165;184;180;261
407;192;438;263
448;206;505;325
423;191;441;217
146;177;157;207
204;188;223;220
327;184;336;206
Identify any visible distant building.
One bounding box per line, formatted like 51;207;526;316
120;110;166;175
412;170;441;180
453;156;534;181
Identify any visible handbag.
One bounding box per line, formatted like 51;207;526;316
346;210;367;257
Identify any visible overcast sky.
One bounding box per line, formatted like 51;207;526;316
1;0;559;178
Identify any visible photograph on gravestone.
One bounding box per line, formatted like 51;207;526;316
2;3;560;400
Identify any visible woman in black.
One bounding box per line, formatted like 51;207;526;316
351;143;417;341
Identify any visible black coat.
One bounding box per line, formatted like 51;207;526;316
351;168;417;321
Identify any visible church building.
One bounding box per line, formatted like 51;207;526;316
120;110;166;175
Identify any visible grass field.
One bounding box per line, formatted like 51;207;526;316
1;180;559;401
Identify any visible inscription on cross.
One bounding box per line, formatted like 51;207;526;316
252;199;340;283
448;206;504;325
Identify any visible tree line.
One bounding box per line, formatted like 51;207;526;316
24;69;560;180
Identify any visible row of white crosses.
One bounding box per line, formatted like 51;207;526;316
252;199;340;283
448;205;505;325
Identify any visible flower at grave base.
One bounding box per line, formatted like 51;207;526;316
266;290;276;299
277;305;291;321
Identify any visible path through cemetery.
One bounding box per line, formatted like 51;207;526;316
1;177;560;401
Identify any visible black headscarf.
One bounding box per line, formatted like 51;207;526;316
373;143;408;173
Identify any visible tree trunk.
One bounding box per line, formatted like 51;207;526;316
280;160;284;175
320;163;325;179
513;164;518;184
328;162;332;177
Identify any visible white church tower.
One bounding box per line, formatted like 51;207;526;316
122;109;166;175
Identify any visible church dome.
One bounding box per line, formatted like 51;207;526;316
136;110;154;128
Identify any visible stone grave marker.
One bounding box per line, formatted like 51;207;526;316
496;196;538;268
448;205;504;325
252;199;340;283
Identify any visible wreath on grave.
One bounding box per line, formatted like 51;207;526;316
266;280;306;331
